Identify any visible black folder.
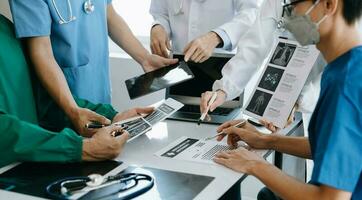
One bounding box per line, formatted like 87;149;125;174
0;161;214;199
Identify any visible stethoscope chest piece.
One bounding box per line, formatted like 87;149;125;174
84;0;95;14
277;19;285;30
86;174;104;187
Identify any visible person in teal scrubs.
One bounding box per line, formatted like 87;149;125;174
0;14;152;168
213;0;362;199
8;0;178;137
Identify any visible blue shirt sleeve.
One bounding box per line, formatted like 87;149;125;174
310;79;362;192
106;0;112;4
9;0;52;38
212;29;233;50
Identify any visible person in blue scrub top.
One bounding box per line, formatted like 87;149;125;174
213;0;362;199
8;0;178;136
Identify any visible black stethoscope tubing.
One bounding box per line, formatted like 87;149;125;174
46;173;154;200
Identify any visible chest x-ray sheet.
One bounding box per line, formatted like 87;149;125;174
155;136;264;165
244;38;320;128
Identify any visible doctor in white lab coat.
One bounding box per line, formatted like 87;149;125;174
200;0;326;125
149;0;260;63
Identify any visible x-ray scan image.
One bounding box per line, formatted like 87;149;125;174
246;90;273;116
270;42;297;67
258;66;285;92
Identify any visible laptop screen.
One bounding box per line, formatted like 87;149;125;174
169;54;239;101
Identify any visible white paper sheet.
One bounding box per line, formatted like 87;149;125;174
115;98;184;142
244;38;320;128
155;137;264;165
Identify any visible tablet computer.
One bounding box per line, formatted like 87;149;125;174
125;61;194;99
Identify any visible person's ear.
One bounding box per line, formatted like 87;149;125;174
324;0;339;16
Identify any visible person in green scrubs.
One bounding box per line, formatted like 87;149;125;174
0;15;152;168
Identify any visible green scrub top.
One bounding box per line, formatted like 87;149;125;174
0;15;118;168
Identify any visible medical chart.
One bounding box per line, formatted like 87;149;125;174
244;38;320;128
155;137;264;165
115;98;184;142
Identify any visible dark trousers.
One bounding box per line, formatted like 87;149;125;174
219;179;242;200
218;182;282;200
257;187;282;200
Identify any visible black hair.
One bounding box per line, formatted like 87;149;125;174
342;0;362;24
312;0;362;24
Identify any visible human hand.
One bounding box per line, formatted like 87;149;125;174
259;105;296;133
112;107;154;123
183;32;222;63
142;54;178;72
216;122;269;149
70;107;111;138
150;25;171;58
259;119;279;133
200;90;226;121
82;125;129;161
214;148;268;174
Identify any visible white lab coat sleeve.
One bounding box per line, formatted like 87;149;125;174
213;0;279;101
212;28;233;50
296;54;325;114
217;0;259;50
149;0;172;37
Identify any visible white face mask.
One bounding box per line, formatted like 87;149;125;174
284;0;328;46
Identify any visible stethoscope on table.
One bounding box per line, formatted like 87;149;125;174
46;173;154;200
51;0;95;24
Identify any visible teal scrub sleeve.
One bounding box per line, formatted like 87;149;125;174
106;0;112;4
75;97;119;121
0;112;83;168
9;0;52;38
310;88;362;192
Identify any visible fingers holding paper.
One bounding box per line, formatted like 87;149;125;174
213;148;267;173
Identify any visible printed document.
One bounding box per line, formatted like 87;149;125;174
155;137;264;165
244;38;320;128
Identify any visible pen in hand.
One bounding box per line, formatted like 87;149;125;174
204;120;247;141
85;122;108;129
86;122;128;129
85;122;129;137
198;92;218;125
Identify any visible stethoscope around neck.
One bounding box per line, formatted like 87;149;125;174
277;19;286;30
51;0;95;25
